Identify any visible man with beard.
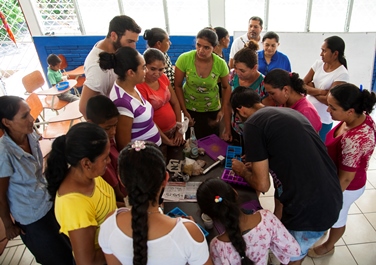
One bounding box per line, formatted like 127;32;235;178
79;15;141;118
230;86;342;265
228;16;263;69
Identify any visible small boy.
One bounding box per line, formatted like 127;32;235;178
47;54;79;102
86;95;127;202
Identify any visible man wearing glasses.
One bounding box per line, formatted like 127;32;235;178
79;15;141;118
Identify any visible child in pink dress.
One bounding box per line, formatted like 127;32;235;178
197;178;300;265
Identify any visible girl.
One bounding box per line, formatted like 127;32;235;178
99;46;161;150
197;178;300;265
99;141;212;265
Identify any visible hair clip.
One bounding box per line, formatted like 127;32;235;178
131;140;146;151
214;196;223;203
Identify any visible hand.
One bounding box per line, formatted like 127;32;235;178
5;223;23;240
173;130;185;146
231;159;246;177
165;138;177;147
184;113;195;127
216;110;223;123
244;162;253;171
182;215;195;222
221;128;233;142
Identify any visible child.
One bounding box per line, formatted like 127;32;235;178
46;54;79;102
86;95;127;202
197;178;301;265
99;141;212;265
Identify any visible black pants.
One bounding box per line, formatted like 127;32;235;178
186;110;220;140
17;207;74;265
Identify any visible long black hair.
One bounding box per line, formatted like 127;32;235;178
325;36;347;69
264;69;306;95
98;46;140;81
330;83;376;115
45;123;108;199
197;178;254;264
118;141;166;265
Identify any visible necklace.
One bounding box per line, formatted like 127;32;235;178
147;211;161;214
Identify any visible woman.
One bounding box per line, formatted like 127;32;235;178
303;35;349;141
264;69;322;132
136;48;184;146
197;178;300;265
99;141;212;265
175;28;232;140
308;84;376;258
45;122;117;265
99;46;161;150
143;27;175;88
213;27;230;61
0;96;73;265
257;31;291;75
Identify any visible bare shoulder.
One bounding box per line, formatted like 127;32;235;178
183;220;205;243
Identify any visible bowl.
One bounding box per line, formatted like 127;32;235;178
56;81;69;91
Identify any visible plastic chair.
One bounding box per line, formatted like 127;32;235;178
26;93;82;139
58;55;85;97
22;70;69;114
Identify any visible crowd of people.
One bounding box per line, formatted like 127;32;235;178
0;13;376;265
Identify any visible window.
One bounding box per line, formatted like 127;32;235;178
268;0;307;32
310;0;348;32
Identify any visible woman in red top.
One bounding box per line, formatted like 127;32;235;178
308;83;376;258
136;48;184;146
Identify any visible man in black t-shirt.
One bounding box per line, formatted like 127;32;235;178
230;86;342;265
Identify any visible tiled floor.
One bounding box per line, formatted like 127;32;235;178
261;153;376;265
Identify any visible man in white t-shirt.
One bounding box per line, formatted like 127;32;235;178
79;15;141;118
229;16;263;69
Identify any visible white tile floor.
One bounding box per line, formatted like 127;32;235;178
261;152;376;265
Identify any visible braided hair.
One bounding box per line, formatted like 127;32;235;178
118;141;166;265
197;178;254;265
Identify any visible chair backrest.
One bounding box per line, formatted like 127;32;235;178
22;70;45;93
26;93;44;120
58;54;68;70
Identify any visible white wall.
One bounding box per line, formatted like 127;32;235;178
234;32;376;90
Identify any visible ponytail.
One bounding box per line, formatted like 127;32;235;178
264;69;306;95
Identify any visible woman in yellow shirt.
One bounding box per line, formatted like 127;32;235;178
45;123;116;265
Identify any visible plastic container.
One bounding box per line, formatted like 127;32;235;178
197;134;228;160
56;81;69;91
166;207;209;237
221;145;249;186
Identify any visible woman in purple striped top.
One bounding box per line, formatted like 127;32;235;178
99;47;161;151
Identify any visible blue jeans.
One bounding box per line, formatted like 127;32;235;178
319;123;333;142
288;230;325;261
17;208;74;265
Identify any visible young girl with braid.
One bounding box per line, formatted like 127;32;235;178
197;178;300;265
99;141;212;265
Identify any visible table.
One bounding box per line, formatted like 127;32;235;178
163;146;259;241
36;80;77;110
65;65;84;77
48;100;82;127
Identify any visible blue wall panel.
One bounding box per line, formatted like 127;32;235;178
33;35;232;83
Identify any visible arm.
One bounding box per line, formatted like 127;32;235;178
228;58;234;69
220;75;232;141
79;85;100;119
168;84;184;146
174;67;194;126
0;177;23;240
104;254;122;265
69;226;105;265
338;169;356;192
232;158;270;193
183;222;213;265
115;115;133;151
313;81;348;105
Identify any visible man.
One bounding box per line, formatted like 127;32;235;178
79;15;141;118
231;86;342;265
228;16;263;69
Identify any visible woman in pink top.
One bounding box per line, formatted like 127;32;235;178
197;178;300;265
264;69;322;132
137;48;184;146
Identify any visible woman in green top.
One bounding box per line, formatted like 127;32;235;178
174;28;232;141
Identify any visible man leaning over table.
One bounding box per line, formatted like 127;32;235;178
230;86;342;265
79;15;141;118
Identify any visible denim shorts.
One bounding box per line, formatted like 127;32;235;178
287;230;325;261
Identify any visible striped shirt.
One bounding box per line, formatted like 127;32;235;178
110;83;161;146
